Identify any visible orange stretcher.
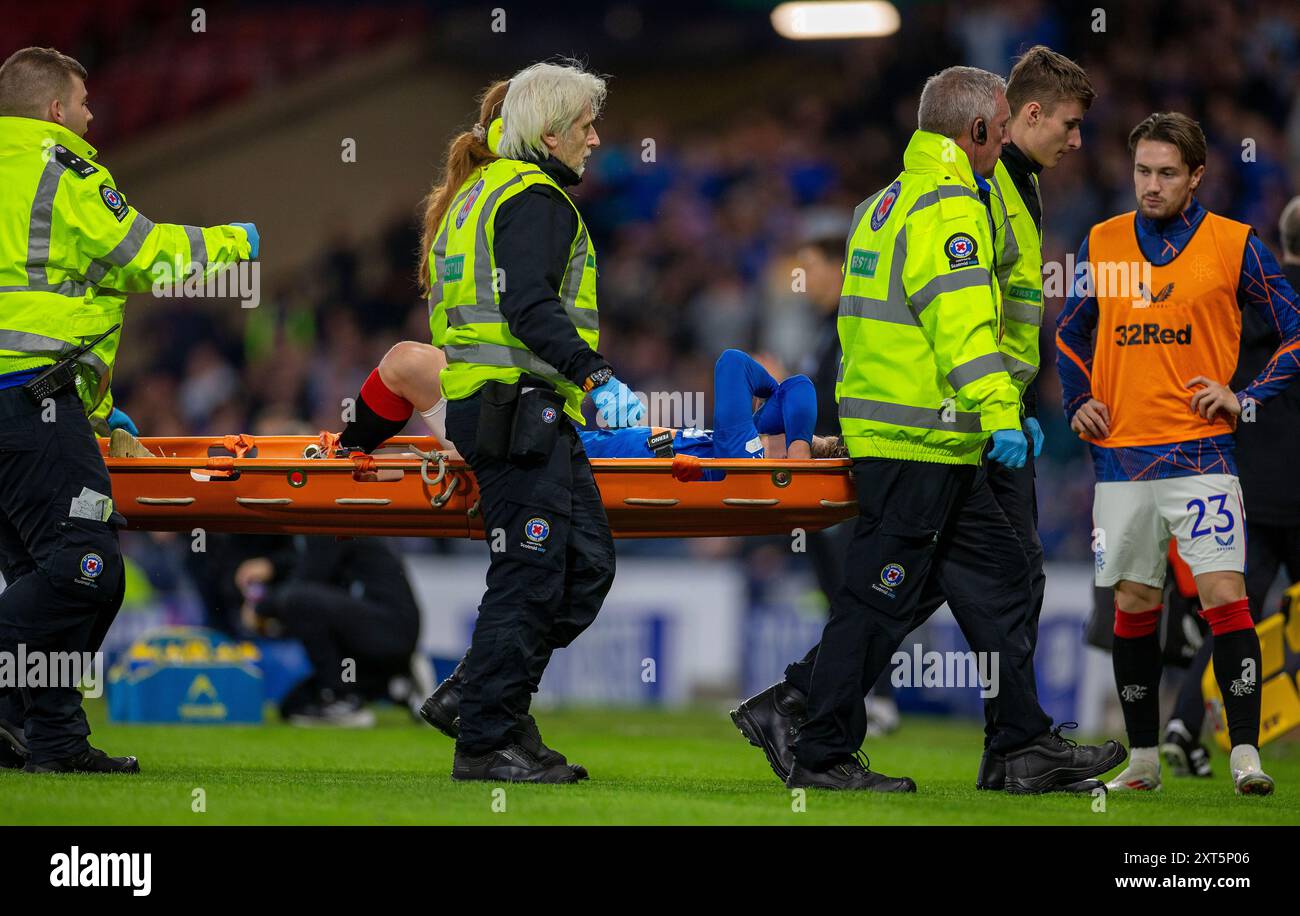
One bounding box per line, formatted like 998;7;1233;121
101;435;857;539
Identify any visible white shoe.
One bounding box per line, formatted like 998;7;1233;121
1230;744;1275;796
288;695;376;729
864;695;900;737
1106;756;1162;792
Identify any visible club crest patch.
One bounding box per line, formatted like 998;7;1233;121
880;563;905;588
542;406;557;424
870;180;901;231
455;179;485;229
525;517;550;543
99;185;128;222
945;232;977;269
80;553;104;578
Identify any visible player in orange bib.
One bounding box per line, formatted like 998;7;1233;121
1056;113;1300;796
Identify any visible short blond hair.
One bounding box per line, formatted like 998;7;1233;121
0;47;87;118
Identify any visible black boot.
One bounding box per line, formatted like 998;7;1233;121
25;746;140;775
786;752;916;792
512;712;588;779
1004;723;1126;795
976;748;1005;790
419;658;466;738
451;743;582;784
0;719;28;770
730;681;806;781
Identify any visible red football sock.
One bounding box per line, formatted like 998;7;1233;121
360;368;412;421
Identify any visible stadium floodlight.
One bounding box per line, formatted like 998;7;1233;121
770;1;901;39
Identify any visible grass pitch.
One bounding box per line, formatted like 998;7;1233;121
2;701;1295;825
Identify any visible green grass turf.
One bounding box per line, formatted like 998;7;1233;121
2;700;1296;825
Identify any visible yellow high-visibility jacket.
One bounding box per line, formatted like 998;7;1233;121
0;116;252;432
837;129;1020;464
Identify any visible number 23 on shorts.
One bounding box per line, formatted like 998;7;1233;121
1186;493;1234;539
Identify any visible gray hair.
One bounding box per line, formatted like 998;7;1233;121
917;66;1006;138
1280;195;1300;261
499;60;608;161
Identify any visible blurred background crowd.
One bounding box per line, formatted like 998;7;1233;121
12;0;1299;595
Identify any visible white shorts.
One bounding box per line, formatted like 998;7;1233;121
1092;474;1246;588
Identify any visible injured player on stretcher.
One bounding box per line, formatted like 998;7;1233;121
338;342;848;467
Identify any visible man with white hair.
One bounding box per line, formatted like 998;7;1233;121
735;66;1126;792
413;61;643;783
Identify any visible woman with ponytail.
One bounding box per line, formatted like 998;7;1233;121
413;60;642;785
416;80;507;297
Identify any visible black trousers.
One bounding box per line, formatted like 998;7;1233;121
794;457;1052;769
263;581;419;696
788;440;1047;747
445;391;616;755
0;388;126;764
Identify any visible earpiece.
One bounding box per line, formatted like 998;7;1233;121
974;118;987;145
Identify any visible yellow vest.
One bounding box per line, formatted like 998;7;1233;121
837;130;1020;465
427;158;599;424
989;157;1044;402
0;117;251;430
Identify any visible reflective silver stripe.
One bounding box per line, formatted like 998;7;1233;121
0;327;110;377
990;175;1019;286
99;214;156;268
839;224;911;324
839;396;981;434
83;261;110;285
559;222;599;331
444;304;506;327
0;279;91;297
910;267;991;311
428;184;477;316
947;352;1006;390
25;156;68;288
473;170;545;301
908;184;979;215
444;342;560;379
839;295;917;325
843;187;886;265
183;225;207;270
1002;298;1043;326
560;223;588;312
1002;353;1038;382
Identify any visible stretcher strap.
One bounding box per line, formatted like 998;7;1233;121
222;433;257;458
316;430;342;457
350;452;377;475
671;453;704;482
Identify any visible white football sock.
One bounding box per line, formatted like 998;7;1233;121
1229;744;1261;774
1130;746;1160;769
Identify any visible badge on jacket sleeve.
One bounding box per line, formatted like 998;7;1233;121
944;232;978;269
99;184;129;222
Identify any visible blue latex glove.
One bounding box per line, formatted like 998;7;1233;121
591;376;646;428
231;222;259;258
107;406;139;437
1025;417;1044;458
988;428;1027;469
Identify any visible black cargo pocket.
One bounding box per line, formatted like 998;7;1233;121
498;477;572;572
869;512;942;602
47;516;123;602
879;512;941;546
509;388;566;467
0;412;36;452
